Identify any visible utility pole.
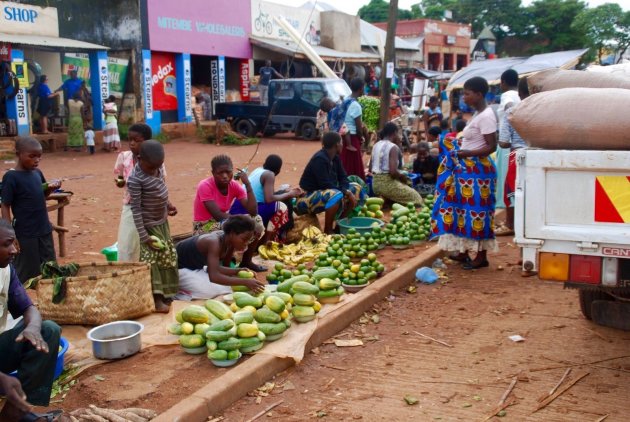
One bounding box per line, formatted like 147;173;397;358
378;0;398;130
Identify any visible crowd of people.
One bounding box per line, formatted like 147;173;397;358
0;69;529;421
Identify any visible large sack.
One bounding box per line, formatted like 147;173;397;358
528;68;630;94
509;88;630;150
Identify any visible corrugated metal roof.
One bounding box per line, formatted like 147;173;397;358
359;20;419;51
0;33;108;50
250;36;380;61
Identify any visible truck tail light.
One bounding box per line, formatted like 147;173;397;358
601;258;618;287
539;252;570;281
569;255;601;284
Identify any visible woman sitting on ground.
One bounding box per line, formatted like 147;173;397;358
176;215;265;300
230;154;302;243
192;154;266;272
369;122;423;206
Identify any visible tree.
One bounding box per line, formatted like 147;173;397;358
358;0;423;23
525;0;588;53
419;0;528;40
572;3;630;63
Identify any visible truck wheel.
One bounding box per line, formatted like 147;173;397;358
300;122;317;141
578;289;611;320
235;119;256;138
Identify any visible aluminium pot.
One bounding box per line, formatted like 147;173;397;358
87;320;144;360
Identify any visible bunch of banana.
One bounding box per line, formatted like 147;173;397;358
258;226;331;265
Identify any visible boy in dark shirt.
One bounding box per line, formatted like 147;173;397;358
1;137;61;281
413;142;439;195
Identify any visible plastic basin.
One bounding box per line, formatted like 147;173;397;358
100;244;118;262
337;217;384;236
11;336;68;380
87;320;143;360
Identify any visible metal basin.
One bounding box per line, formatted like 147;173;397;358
87;321;144;360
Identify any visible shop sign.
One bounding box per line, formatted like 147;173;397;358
240;60;250;101
211;57;226;114
146;0;251;59
151;51;178;111
98;57;109;105
15;88;27;126
143;58;153;119
0;42;11;61
183;58;192;118
62;54;129;98
252;0;321;45
0;1;59;37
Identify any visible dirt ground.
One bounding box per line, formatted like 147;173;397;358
220;242;630;421
13;137;629;419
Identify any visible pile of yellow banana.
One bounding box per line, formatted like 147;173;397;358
258;226;332;265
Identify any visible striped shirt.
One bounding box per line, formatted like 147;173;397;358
127;163;169;243
499;108;526;150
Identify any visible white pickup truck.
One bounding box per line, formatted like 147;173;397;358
515;149;630;330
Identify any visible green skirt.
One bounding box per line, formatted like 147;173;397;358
67;114;84;147
140;222;179;298
372;174;423;206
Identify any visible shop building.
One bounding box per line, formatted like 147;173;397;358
0;0;110;138
374;19;471;71
142;0;252;130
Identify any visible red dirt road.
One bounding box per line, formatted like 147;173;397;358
11;138;629;420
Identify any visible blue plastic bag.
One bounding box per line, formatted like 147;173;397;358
415;267;439;284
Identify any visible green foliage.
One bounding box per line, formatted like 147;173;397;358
525;0;588;53
358;96;381;132
572;3;630;63
359;0;423;23
155;132;170;144
222;134;260;146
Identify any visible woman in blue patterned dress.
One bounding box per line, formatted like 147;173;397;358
430;77;498;270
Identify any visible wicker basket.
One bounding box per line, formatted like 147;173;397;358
35;262;155;326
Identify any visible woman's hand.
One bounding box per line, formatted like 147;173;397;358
243;278;265;295
167;202;178;216
289;187;303;198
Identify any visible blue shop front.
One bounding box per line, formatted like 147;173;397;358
0;1;109;138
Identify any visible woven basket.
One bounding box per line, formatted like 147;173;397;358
35;262;155;326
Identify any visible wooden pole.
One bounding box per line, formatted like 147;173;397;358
378;0;398;131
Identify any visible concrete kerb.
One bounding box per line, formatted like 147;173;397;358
154;243;444;421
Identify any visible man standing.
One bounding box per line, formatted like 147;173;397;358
0;220;63;421
55;70;87;104
258;60;283;106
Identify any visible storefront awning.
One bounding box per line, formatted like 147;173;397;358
0;33;108;50
251;36;379;62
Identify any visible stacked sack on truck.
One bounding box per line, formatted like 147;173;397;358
509;68;630;150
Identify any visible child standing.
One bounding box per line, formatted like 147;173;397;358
127;140;178;313
84;125;95;154
113;123;153;262
1;137;61;281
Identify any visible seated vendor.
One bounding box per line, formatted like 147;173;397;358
176;215;265;299
193;154;266;272
412;141;440;196
0;220;64;422
230;155;302;243
369;123;423;206
297;132;365;234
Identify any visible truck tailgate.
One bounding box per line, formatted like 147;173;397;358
517;150;630;252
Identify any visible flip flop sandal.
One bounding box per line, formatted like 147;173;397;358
495;226;515;236
19;410;63;422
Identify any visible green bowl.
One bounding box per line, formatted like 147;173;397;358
337;217;384;236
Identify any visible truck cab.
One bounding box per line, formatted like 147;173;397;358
215;78;351;140
515;149;630;330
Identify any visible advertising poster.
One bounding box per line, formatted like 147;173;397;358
61;53;129;97
151;51;178;111
210;57;226;114
240;59;250;101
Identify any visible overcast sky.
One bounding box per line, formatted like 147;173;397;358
269;0;630;16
